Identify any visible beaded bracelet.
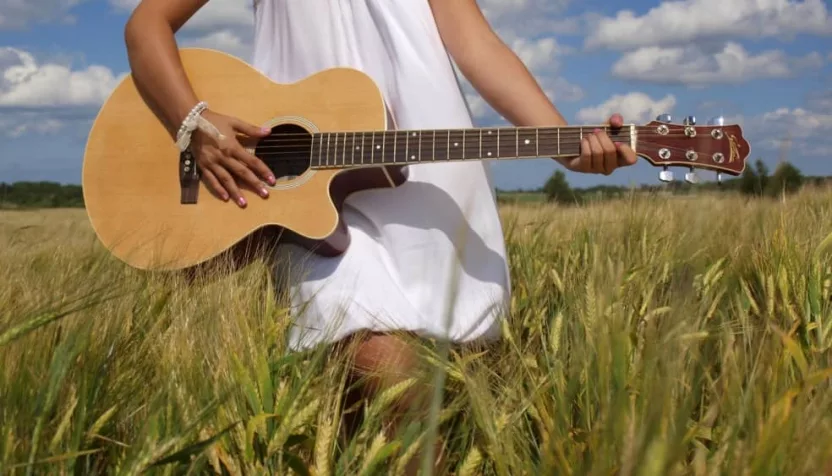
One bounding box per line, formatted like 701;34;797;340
175;101;224;152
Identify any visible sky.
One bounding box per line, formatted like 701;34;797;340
0;0;830;190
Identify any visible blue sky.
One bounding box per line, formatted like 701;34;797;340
0;0;830;190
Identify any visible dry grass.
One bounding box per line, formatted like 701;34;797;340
1;187;832;475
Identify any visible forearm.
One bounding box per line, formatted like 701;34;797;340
456;34;568;128
124;4;203;138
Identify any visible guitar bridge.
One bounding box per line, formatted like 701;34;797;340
179;149;199;204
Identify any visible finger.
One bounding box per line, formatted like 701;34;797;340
211;163;247;208
607;113;623;128
223;155;270;199
232;118;271;138
200;167;229;201
573;136;593;172
594;129;618;175
587;133;604;173
616;143;639;166
232;145;276;185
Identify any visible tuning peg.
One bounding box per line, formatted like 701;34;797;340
707;116;725;126
685;168;699;184
683;115;696;125
656;114;672;123
659;167;674;182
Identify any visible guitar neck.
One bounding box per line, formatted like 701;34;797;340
308;125;636;169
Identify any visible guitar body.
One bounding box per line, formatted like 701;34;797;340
82;48;404;271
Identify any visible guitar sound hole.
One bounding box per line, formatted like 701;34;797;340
254;123;313;183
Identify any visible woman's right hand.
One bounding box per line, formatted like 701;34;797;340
188;109;276;208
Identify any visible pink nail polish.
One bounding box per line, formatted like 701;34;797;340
238;197;247;207
593;128;601;134
260;188;269;197
261;127;271;134
268;175;276;184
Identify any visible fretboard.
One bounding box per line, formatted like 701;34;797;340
308;126;633;169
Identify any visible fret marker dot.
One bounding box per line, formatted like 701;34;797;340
454;142;458;147
411;155;415;160
487;152;492;156
412;132;417;137
524;139;531;145
376;145;381;149
487;131;492;135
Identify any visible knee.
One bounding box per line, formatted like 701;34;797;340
349;333;422;394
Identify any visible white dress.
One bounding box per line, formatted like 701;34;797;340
250;0;511;351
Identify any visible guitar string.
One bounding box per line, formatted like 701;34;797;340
247;132;730;150
245;142;736;167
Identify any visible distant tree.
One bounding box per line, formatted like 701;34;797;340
754;159;769;194
766;161;803;197
739;164;759;196
543;170;576;204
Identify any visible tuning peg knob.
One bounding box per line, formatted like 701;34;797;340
659;167;674;183
683;115;696;125
707;116;725;126
656;114;672;123
685;168;699;184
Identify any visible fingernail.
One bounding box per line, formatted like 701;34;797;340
261;127;271;134
593;128;601;134
260;188;269;197
267;175;276;185
238;197;247;207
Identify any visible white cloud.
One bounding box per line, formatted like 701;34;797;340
612;42;824;85
752;107;832;154
0;47;122;108
576;92;677;124
0;0;87;29
585;0;831;50
0;47;123;137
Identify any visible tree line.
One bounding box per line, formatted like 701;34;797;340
514;159;828;205
1;159;828;209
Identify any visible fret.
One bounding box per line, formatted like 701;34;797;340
326;133;332;166
370;131;378;164
537;127;560;157
496;128;500;158
318;133;325;167
382;131;394;164
464;128;479;160
448;130;465;161
351;132;356;165
392;131;408;163
336;133;343;166
518;129;538;158
359;133;367;164
343;132;348;166
498;128;518;158
481;128;498;159
418;130;432;163
434;129;449;161
309;133;318;167
416;131;421;163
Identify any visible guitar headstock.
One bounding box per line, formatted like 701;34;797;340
636;114;750;184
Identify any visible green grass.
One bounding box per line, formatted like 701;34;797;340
2;187;832;475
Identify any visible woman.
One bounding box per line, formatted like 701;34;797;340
124;0;636;468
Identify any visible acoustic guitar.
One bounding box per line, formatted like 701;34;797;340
81;48;750;272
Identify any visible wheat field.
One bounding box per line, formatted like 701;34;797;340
1;187;832;475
